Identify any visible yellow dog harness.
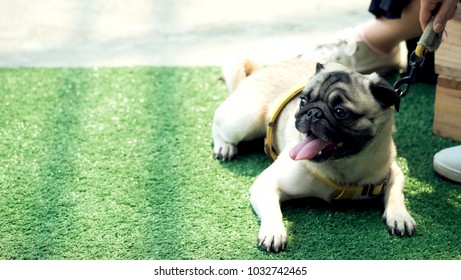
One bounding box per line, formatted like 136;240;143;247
263;85;386;200
264;85;305;161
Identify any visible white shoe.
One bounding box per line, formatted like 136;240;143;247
433;145;461;184
302;28;402;75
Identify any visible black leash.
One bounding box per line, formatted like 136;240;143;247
393;52;426;112
392;17;444;112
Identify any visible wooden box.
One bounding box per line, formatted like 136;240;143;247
433;77;461;141
433;5;461;141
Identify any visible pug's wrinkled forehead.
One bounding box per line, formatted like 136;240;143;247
302;62;398;111
303;63;363;99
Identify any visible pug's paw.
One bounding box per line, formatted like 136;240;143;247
213;135;238;161
383;207;417;236
258;221;287;252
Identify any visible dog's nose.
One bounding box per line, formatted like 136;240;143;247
306;108;323;123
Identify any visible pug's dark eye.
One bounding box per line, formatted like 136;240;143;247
299;96;308;107
334;108;348;119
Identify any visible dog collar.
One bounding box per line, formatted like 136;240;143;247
264;84;305;160
263;85;386;200
305;166;387;200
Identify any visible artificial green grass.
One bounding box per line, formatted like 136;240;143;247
0;67;460;260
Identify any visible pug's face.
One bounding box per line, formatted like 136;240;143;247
290;63;398;162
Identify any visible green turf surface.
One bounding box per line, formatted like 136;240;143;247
0;67;459;260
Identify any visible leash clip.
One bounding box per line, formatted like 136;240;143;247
393;52;426;112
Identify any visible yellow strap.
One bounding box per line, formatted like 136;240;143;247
306;166;385;200
264;85;306;160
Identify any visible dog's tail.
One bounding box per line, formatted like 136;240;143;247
221;58;262;93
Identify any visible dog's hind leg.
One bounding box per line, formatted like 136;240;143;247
212;88;268;161
213;58;267;161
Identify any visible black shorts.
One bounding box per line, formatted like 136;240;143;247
369;0;412;19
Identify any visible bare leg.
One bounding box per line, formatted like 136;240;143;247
360;0;423;54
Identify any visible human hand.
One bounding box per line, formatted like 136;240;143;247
420;0;458;33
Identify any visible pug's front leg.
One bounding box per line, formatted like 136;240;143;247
249;168;288;252
383;161;417;236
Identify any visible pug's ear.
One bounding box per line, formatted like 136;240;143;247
369;74;400;112
315;63;325;73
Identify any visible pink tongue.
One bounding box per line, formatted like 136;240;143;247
289;135;332;160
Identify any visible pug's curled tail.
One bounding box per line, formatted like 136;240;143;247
221;58;262;93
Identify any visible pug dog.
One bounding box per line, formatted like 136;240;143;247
212;58;416;252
